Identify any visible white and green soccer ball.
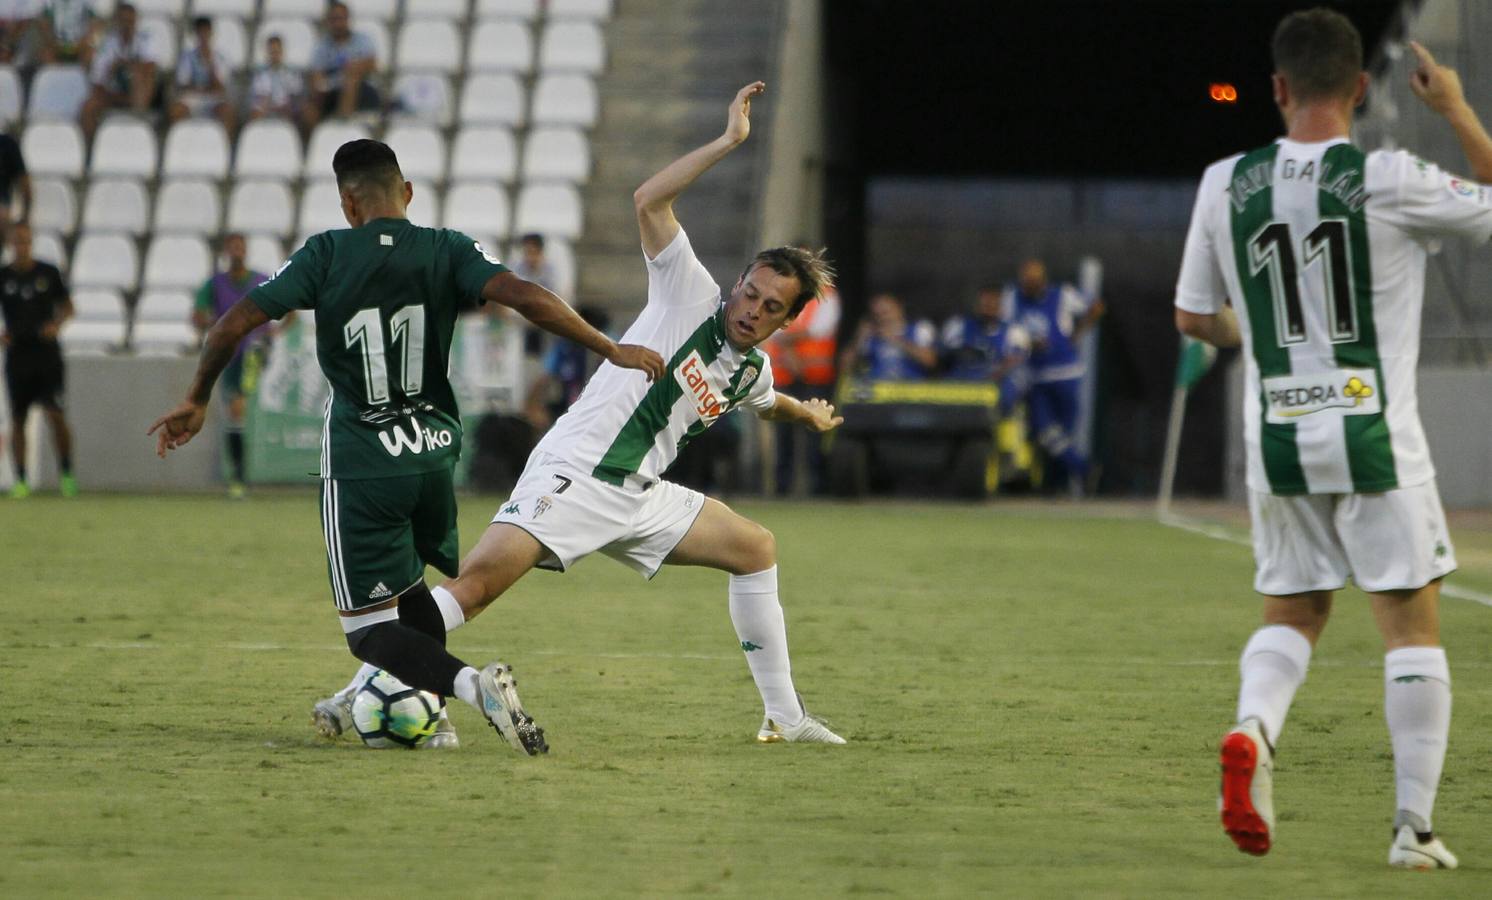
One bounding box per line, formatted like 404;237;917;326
351;670;442;749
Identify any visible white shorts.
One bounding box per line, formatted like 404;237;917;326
1248;480;1456;595
491;452;705;578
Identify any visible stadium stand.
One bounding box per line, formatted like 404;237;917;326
443;181;511;246
26;66;89;121
91;118;159;177
227;180;296;238
532;73;596;127
21;122;86;177
30;179;78;236
0;66;22;125
467;19;534;72
143;234;213;291
154;180;223;235
459;73;526;126
82;179;151;235
522;126;589;182
31;232;69;274
450;125;518;182
72;233;140;292
161;120;232;179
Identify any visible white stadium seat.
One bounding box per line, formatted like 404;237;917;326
82;179;151;235
397;19;461;72
162;120;232;179
138;16;180;69
131;0;186;15
304;120;371;178
154;180;222;234
246;235;286;275
412;0;470;18
192;0;257;15
443;182;510;243
21;122;86;178
477;0;538;19
348;0;400;20
459;73;526;126
30;231;69;273
132;320;200;356
450;126;517;182
514;182;582;239
61;318;127;354
26;66;89;121
522;127;590;182
298;181;348;235
362;19;391;66
262;0;329;15
213;15;250;71
392;73;453;126
91;118;159;177
234;118;303;178
72;289;128;323
538;21;604;73
407;179;442;228
253;18;317;68
143;235;213;290
531;74;597;127
72;233;140;291
30;179;77;236
0;66;21;125
384;123;447;181
227;180;296;237
549;0;613;18
467;19;533;72
134;290;195;323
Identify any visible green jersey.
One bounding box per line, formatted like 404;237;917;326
249;218;509;480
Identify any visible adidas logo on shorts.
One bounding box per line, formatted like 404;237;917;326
368;582;393;600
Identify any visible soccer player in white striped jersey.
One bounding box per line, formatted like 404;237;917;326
1175;9;1492;868
319;82;848;747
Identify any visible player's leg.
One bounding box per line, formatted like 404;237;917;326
220;357;247;498
1221;491;1345;856
662;495;844;743
6;371;29;497
39;351;74;496
1340;484;1458;868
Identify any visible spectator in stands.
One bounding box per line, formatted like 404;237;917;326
301;0;379;131
523;304;610;432
0;1;34;63
80;2;156;139
842;292;936;380
31;0;102;66
1003;258;1104;493
0;223;76;499
0;130;30;243
168;16;234;133
248;34;303;121
191;233;268;499
508;232;559;356
942;285;1031;410
763;251;840;495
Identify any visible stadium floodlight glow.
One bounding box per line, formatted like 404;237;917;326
1209;83;1239;103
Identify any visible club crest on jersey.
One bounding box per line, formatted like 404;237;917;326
676;350;729;422
1263;369;1381;423
377;416;454;457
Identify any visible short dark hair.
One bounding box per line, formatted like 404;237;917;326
327;0;348;13
1272;8;1362;102
117;2;136;14
332;139;404;199
267;34;283;45
520;233;545;250
740;246;835;318
193;15;211;31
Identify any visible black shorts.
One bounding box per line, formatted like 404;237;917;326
5;345;65;417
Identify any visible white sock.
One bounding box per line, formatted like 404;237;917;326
335;662;380;702
728;566;801;725
432;585;466;633
1385;646;1451;831
452;666;482;712
1236;624;1312;746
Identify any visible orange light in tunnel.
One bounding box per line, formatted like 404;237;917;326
1210;83;1239;103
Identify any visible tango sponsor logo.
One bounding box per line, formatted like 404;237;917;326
1263;370;1380;423
675;350;729;421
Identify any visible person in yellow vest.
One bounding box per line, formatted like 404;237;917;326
763;261;840;495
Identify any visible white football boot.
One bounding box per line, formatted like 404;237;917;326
1219;717;1274;856
478;661;548;755
421;708;460;750
1388;811;1458;870
312;694;354;739
756;695;846;745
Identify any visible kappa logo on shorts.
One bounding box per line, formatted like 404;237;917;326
534;496;553;518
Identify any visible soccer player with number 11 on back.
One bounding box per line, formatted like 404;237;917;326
149;139;665;755
1175;8;1492;868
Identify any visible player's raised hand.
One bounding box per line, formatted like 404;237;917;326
725;81;766;145
1408;41;1466;115
801;398;844;433
147;401;209;458
609;343;666;382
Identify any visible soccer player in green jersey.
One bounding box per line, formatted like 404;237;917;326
318;82;851;748
1175;9;1492;867
150;140;664;755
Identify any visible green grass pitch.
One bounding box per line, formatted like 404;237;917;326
4;494;1492;897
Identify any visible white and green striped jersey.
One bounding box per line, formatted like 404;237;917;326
534;228;776;490
1176;138;1492;496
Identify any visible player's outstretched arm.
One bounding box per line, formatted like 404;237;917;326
758;394;843;433
483;272;664;381
633;81;766;258
1409;41;1492;183
148;297;269;457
